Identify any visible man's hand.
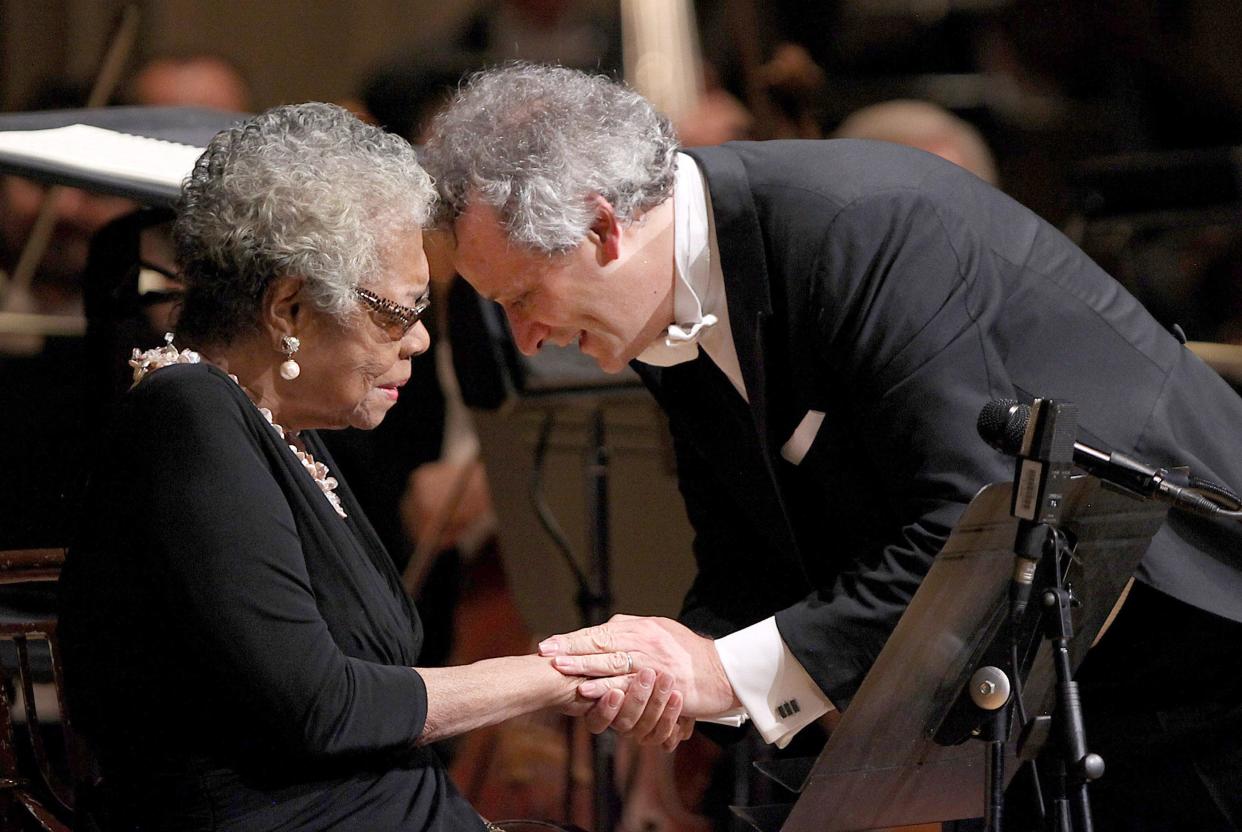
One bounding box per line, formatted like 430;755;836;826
540;614;740;718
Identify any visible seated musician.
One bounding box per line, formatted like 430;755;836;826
58;102;681;832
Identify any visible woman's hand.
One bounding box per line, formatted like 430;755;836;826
542;615;739;752
563;667;695;751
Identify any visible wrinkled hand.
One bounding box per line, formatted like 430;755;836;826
541;614;739;726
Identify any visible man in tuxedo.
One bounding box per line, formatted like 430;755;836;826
421;64;1242;827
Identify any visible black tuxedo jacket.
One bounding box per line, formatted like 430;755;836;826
633;140;1242;708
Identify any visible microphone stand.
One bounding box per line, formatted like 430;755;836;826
530;406;619;831
1000;400;1103;832
945;399;1104;832
1040;536;1105;832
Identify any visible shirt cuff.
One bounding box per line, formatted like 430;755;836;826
705;617;834;749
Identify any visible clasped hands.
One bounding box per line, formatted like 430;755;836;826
539;614;739;752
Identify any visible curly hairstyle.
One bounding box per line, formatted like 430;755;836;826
420;63;678;254
173;102;434;345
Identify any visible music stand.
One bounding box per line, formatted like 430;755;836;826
734;475;1166;832
0;107;237;548
0;106;241;204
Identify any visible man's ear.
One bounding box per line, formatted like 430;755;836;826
262;275;305;344
424;226;458;285
586;195;622;265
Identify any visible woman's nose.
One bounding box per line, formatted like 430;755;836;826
401;321;431;358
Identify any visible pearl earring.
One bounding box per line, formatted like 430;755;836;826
279;335;301;380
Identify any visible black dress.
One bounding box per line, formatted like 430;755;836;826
59;362;485;831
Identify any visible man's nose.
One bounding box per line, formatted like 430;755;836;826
507;312;547;356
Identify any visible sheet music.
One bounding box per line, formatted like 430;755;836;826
0;123;203;190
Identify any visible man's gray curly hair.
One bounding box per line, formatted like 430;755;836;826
174;102;434;345
420;63;678;254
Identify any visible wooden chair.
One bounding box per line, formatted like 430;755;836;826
0;548;81;832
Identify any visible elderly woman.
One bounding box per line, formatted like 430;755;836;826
58;103;675;831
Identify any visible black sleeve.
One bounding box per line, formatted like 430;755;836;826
128;371;428;758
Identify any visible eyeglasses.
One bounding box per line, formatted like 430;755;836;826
353;287;430;340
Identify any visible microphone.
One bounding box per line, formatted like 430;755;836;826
977;399;1226;518
991;398;1078;624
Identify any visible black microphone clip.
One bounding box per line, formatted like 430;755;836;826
1008;399;1078;526
974;399;1078;623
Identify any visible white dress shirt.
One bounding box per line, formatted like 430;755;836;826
635;154;834;748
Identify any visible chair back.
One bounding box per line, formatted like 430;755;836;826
0;548;79;832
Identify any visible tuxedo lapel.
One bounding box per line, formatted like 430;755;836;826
684;145;804;568
685;147;773;444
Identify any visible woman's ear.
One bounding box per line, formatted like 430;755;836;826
586;195;622;265
262;275;305;343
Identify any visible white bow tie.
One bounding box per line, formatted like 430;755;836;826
636;313;719;367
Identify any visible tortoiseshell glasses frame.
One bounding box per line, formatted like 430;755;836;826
353;287;430;340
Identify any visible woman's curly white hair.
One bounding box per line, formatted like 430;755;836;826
174;102;434;345
420;63;678;254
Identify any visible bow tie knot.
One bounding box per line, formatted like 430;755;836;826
665;313;718;346
636;313;719;368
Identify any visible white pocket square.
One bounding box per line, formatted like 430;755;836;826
780;410;825;465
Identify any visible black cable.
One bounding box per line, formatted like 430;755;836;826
1052;528;1072;584
1012;639;1046;821
1203;507;1242;518
1188;474;1242;510
1010;640;1029;732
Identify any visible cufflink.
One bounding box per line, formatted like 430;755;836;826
776;698;801;719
